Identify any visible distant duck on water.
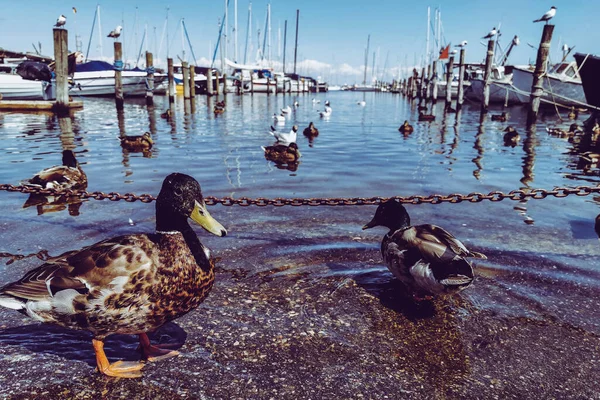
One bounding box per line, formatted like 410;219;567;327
120;132;153;150
418;112;435;122
546;123;581;138
503;126;520;146
362;199;486;297
25;150;87;191
491;112;508;122
160;109;172;120
262;142;301;164
303;122;319;137
398;120;414;134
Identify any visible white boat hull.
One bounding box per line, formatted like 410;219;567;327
0;74;47;100
466;78;527;105
70;70;151;96
436;81;471;99
511;66;586;107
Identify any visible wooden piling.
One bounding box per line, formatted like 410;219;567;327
182;62;190;100
250;73;254;94
145;51;154;106
207;69;214;96
189;66;196;97
113;42;124;110
215;71;220;95
267;78;271;95
528;24;555;124
481;39;495;113
431;60;438;102
52;28;69;113
445;55;454;107
167;58;175;104
223;73;227;94
457;48;466;109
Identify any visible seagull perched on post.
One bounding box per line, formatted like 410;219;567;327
107;26;123;39
482;28;497;40
455;40;468;48
533;6;556;24
54;14;66;28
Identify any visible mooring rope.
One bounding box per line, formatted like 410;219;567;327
2;184;599;206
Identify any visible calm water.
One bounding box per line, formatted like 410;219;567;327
0;91;599;333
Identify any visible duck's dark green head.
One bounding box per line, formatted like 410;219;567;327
156;173;227;237
362;199;410;232
62;150;78;168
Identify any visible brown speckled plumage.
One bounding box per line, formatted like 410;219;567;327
120;132;153;150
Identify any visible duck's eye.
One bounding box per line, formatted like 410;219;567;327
174;188;183;196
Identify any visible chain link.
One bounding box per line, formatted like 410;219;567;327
2;183;600;206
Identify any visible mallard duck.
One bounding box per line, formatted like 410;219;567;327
215;100;226;108
120;132;153;151
398;120;414;134
273;113;286;123
503;126;520;146
491;112;508;122
362;199;486;296
160;109;171;120
262;142;301;163
269;125;298;144
546;123;580;138
568;106;577;120
418;112;435;121
214;106;225;115
281;105;292;114
303;122;319;137
0;173;227;378
25;150;87;191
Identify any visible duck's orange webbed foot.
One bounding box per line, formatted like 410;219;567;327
92;338;145;378
138;332;180;362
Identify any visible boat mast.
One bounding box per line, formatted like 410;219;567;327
97;4;103;59
293;9;299;74
267;3;272;66
426;6;430;67
85;6;98;62
166;7;170;58
363;34;370;86
234;0;238;62
283;20;287;73
224;0;228;62
181;19;186;61
244;2;251;64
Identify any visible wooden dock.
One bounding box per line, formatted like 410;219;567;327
0;100;83;112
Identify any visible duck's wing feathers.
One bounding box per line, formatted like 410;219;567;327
407;224;486;260
1;235;157;303
28;166;84;189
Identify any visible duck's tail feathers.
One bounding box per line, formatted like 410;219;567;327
261;146;267;152
0;294;26;311
439;275;473;286
469;251;487;259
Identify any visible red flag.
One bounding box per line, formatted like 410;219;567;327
439;45;450;60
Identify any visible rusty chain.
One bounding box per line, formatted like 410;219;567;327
2;183;599;206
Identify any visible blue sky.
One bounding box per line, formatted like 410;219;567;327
0;0;596;84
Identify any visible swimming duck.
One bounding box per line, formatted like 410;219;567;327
160;109;172;120
269;125;298;144
503;126;520;146
214;105;225;114
418;112;435;122
281;105;292;114
120;132;153;151
273;113;286;124
262;142;301;163
303;122;319;137
293;101;299;108
0;173;227;378
362;199;486;296
568;106;577;120
398;120;414;134
546;123;580;138
25;150;87;191
215;100;226;108
490;112;508;122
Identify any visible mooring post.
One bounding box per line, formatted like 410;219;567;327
457;48;466;110
528;24;555;124
189;65;196;98
53;28;69;113
223;73;227;95
421;66;428;99
250;73;254;94
215;70;220;95
207;69;214;96
182;62;190;101
145;51;154;107
114;41;124;110
445;55;454;108
167;58;175;104
267;78;271;96
481;39;495;113
431;60;438;102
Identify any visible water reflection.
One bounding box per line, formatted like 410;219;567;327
472;121;485;180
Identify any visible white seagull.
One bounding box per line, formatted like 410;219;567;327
281;105;292;114
357;100;366;106
455;40;468;48
533;6;556;24
513;35;520;46
482;27;497;40
293;100;299;107
269;125;298;144
54;15;66;28
273;113;286;124
107;25;123;39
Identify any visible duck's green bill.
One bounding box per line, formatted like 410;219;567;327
190;200;227;236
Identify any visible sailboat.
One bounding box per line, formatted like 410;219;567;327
351;35;378;92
